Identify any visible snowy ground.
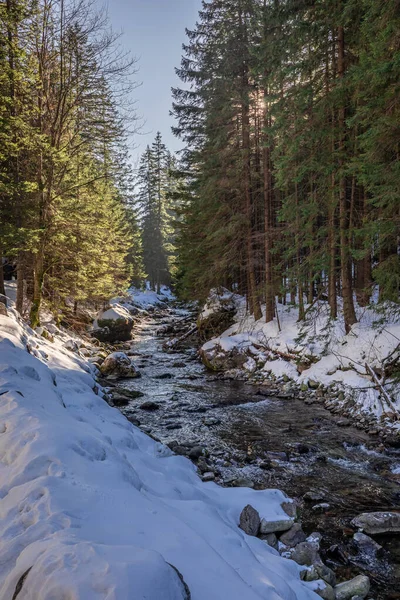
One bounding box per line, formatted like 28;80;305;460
201;291;400;421
0;305;321;599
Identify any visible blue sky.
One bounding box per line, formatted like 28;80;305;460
99;0;201;163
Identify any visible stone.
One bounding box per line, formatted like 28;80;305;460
353;532;383;556
203;417;221;426
260;533;278;550
334;575;370;600
155;373;174;379
279;523;307;547
351;511;400;535
315;565;336;587
308;379;320;389
100;352;140;380
290;541;321;566
303;490;326;503
234;477;255;489
111;394;131;407
313;582;336;600
239;505;261;537
188;446;204;460
260;517;294;535
281;500;297;518
300;383;309;392
202;472;215;482
312;503;331;513
114;388;145;400
139;401;160;411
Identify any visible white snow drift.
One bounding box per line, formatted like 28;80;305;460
0;308;319;600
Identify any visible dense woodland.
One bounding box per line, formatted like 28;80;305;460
173;0;400;332
0;0;143;325
1;0;399;333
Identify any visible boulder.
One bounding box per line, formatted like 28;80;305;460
100;352;140;380
260;517;294;535
202;472;215;482
351;511;400;535
239;505;261;537
334;575;370;600
197;288;238;341
279;523;307;547
92;305;134;343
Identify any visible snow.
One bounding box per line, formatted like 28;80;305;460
202;295;400;419
199;287;241;321
126;284;175;309
0;308;318;600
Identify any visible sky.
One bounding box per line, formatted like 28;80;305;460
99;0;201;165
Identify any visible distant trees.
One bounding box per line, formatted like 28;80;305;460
173;0;400;328
0;0;141;323
135;132;179;292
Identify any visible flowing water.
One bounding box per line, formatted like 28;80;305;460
113;307;400;599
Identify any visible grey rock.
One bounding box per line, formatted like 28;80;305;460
202;472;215;482
353;532;383;556
279;523;307;547
260;533;278;550
303;490;326;503
239;504;261;537
260;517;294;535
334;575;370;600
281;500;297;518
308;379;320;389
290;541;321;566
140;401;160;411
313;581;336;600
315;565;336;587
234;477;254;489
188;446;204;460
351;511;400;534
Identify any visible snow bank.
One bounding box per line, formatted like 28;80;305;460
0;308;318;600
202;296;400;418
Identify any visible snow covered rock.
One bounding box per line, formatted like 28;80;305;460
92;304;134;343
351;511;400;535
197;288;240;341
99;351;140;380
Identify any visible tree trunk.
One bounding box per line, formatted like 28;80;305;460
263;87;274;323
338;24;357;333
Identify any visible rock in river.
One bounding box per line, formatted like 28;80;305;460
100;352;140;380
351;511;400;535
140;401;160;412
239;505;260;537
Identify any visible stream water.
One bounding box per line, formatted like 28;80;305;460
113;307;400;599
